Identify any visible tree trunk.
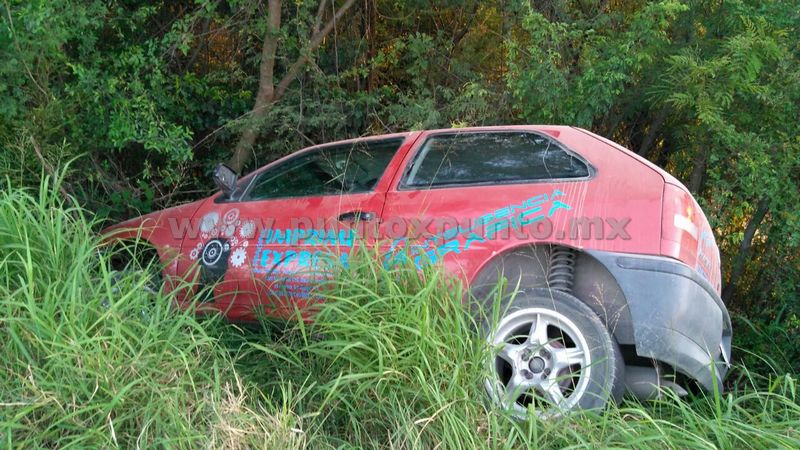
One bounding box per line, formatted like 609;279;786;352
637;106;669;156
228;0;358;173
721;197;770;303
228;0;282;173
366;0;377;92
687;147;707;194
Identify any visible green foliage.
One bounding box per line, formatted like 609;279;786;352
0;1;245;213
508;0;687;126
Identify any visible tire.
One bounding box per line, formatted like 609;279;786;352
480;288;623;419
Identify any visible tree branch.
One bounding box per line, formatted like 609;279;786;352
313;0;328;35
3;0;49;98
688;146;708;194
228;0;282;172
637;105;670;156
274;0;356;101
228;0;357;173
722;197;770;303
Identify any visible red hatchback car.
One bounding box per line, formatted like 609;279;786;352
104;125;731;417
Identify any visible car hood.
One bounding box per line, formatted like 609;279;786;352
101;198;209;245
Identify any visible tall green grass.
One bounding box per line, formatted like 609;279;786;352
1;177;798;448
0;177;303;448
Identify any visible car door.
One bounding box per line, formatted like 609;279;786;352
379;129;594;285
181;134;414;321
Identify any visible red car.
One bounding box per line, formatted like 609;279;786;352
104;125;731;417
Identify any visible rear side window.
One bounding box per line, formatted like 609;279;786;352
402;132;590;188
242;138;402;201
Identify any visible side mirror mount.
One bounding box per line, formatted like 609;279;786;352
213;164;238;199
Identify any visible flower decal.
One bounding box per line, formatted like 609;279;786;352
223;223;236;238
224;209;240;225
193;208;250;279
230;247;247;268
239;220;255;239
200;212;219;233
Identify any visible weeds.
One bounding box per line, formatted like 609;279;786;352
0;178;798;448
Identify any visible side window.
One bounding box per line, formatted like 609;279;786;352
402;132;590;188
242;138;402;201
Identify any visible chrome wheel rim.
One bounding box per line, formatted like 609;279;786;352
485;307;592;418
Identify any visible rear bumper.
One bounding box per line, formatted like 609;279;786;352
588;251;732;391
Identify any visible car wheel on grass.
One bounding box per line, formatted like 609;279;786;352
482;288;623;419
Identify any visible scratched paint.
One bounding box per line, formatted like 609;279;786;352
207;191;572;297
384;189;572;269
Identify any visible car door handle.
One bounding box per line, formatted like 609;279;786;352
338;211;376;222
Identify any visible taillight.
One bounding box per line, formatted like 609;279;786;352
662;184;697;263
661;183;722;293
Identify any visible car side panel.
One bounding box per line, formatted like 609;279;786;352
177;132;422;321
380;127;665;286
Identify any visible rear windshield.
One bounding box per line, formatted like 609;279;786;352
402;132;589;188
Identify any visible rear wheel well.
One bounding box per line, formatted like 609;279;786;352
469;244;635;346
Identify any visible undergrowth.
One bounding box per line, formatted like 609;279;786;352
0;177;797;448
